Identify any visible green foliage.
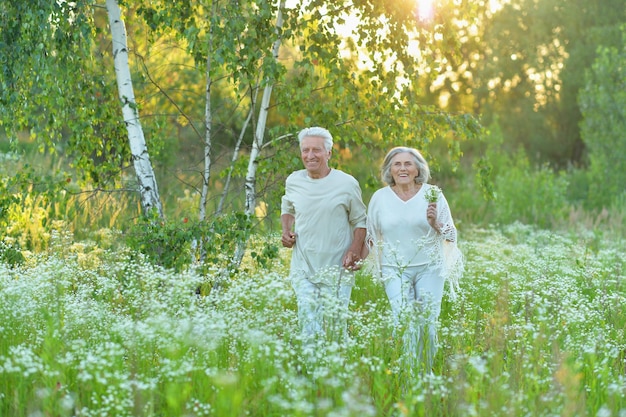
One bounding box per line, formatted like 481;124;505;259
473;156;495;201
248;237;280;269
450;120;573;230
579;25;626;210
0;1;132;188
491;149;570;229
125;211;279;275
125;214;193;272
0;174;19;232
474;120;500;202
0;152;77;255
430;0;626;168
10;0;625;245
0;241;25;267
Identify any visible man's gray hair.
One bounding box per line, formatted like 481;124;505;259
381;146;431;185
298;127;333;152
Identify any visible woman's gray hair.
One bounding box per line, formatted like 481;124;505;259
381;146;430;185
298;126;333;152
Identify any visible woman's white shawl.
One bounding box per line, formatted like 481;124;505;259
366;184;464;299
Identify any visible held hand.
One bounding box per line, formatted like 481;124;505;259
281;231;296;248
342;250;362;271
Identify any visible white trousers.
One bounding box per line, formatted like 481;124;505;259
382;264;444;372
291;271;353;345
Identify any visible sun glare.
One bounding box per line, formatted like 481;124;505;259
416;0;435;22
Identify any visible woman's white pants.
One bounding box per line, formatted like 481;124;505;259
382;264;444;372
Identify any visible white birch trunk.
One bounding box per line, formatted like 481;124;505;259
191;11;214;266
232;0;285;268
106;0;163;218
243;0;285;217
198;3;216;223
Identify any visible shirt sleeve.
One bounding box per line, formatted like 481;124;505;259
365;190;383;280
366;190;380;240
348;179;367;229
436;192;457;243
280;176;295;216
434;189;463;298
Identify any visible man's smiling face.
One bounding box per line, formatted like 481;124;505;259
300;135;331;178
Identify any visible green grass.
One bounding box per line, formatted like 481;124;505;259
0;223;625;416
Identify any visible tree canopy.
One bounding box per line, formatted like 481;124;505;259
425;0;625;167
2;0;483;219
1;0;625;228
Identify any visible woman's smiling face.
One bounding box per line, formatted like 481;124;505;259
390;152;419;186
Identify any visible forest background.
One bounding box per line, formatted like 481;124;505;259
1;1;626;416
0;0;625;268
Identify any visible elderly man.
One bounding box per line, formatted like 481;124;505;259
281;126;367;345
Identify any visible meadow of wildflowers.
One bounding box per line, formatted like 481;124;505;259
0;222;624;416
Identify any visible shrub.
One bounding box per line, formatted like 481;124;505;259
579;26;626;210
0;240;25;267
124;211;279;275
492;149;570;229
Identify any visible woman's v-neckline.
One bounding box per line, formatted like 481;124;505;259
389;184;422;203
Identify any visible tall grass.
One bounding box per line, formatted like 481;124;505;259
1;223;625;416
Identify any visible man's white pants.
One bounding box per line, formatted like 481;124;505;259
291;271;353;344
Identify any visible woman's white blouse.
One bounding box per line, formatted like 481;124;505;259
367;184;463;296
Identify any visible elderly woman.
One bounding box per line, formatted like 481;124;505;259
366;146;463;373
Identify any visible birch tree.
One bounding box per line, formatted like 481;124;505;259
106;0;163;218
198;2;216;223
220;1;286;268
243;1;285;219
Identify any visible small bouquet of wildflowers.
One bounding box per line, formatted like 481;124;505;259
424;185;441;203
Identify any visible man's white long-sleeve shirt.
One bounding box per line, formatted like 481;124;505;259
281;169;367;279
